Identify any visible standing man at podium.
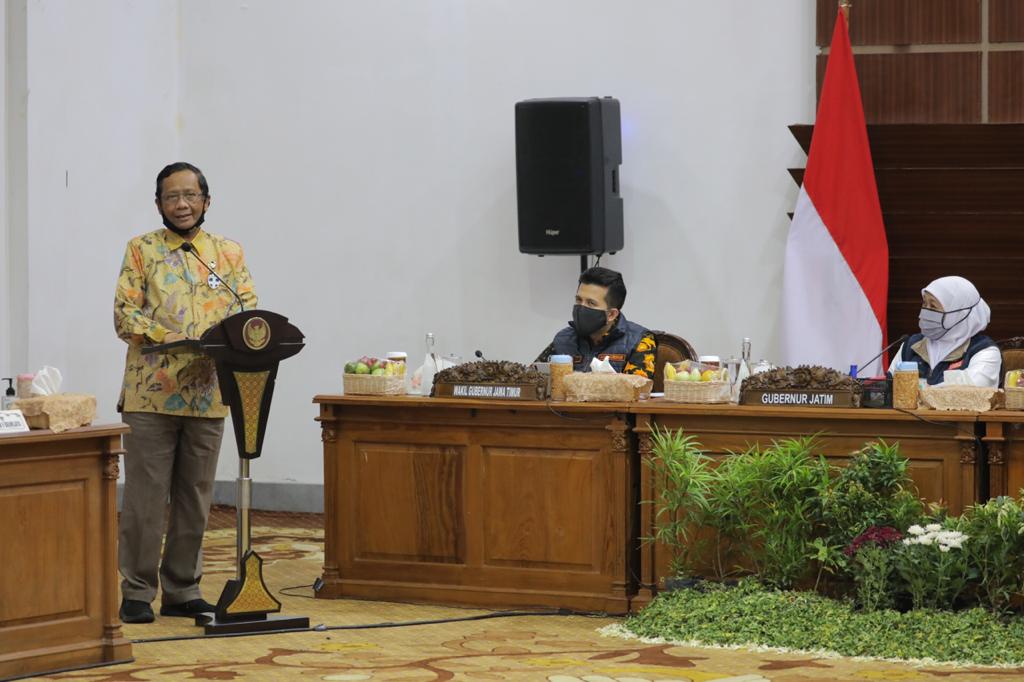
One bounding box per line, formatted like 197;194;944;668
113;162;258;623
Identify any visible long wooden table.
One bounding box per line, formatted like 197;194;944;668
315;395;991;612
314;395;635;612
0;425;133;679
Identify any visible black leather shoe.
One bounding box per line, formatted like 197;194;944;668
159;598;216;617
119;599;155;623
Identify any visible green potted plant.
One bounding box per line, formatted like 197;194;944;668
645;426;714;589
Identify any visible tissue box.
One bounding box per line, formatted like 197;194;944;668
918;386;1001;412
562;373;653;402
12;393;97;433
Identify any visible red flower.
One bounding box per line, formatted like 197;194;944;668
843;526;903;557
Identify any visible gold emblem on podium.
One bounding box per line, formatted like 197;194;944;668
242;316;270;350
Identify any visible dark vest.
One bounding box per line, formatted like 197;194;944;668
899;332;999;385
551;314;649;373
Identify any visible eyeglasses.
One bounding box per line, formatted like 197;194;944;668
161;191;206;205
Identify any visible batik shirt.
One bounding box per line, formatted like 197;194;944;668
114;227;258;417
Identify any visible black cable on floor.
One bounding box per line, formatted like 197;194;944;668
129;607;626;644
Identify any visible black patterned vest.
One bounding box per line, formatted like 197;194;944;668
550;314;649;373
899;332;999;385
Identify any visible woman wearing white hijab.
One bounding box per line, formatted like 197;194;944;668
887;276;1001;387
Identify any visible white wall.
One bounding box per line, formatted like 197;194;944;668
180;0;817;485
10;0;178;423
7;1;817;489
1;2;8;378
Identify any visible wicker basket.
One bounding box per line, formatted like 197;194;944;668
1006;386;1024;410
11;393;96;433
562;373;652;402
343;373;405;396
918;385;1000;412
664;380;731;404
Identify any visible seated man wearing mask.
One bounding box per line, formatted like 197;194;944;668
540;267;657;378
887;275;1001;387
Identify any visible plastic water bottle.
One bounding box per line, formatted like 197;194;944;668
420;333;438;396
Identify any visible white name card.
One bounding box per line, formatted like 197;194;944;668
0;410;30;434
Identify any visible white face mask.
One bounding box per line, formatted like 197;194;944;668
918;302;976;341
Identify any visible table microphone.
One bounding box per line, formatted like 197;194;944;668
856;334;909;376
180;242;246;313
475;350;487;361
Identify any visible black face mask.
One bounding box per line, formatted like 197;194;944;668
573;304;610;338
160;207;206;237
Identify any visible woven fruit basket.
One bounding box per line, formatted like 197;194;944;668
664;380;731;404
343;373;405;396
1005;371;1024;409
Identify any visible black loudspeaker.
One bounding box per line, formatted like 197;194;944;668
515;97;623;255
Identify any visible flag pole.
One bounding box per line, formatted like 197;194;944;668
839;0;851;21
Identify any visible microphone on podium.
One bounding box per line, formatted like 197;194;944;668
180;242;246;313
856;333;909;377
475;350;487;361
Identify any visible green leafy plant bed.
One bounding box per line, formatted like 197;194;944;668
620;581;1024;667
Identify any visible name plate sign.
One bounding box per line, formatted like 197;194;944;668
0;410;30;433
740;390;856;408
433;382;544;401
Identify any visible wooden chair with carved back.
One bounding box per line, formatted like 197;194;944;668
650;330;698;393
996;337;1024;378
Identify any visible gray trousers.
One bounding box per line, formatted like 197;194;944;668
119;411;224;605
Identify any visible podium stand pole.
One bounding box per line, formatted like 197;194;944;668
144;311;308;635
236;458;252;576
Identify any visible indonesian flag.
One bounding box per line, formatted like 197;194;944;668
780;10;888;376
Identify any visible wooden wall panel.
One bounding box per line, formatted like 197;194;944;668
816;52;982;123
791;124;1024;167
789;124;1024;344
791;167;1024;211
990;51;1024;123
990;0;1024;41
884;214;1024;258
817;0;981;45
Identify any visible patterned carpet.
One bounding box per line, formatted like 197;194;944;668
28;508;1024;681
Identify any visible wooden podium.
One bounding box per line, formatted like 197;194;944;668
144;309;305;634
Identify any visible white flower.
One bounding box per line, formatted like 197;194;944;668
908;525;925;536
926;523;942;532
939;544;951;552
944;538;964;549
902;538;914;545
919;535;934;545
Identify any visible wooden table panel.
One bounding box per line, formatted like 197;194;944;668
314;396;1006;613
979;411;1024;499
314;395;633;613
0;425;132;680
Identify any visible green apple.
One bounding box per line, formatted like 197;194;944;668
355;362;371;374
344;361;358;374
371;367;387;376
